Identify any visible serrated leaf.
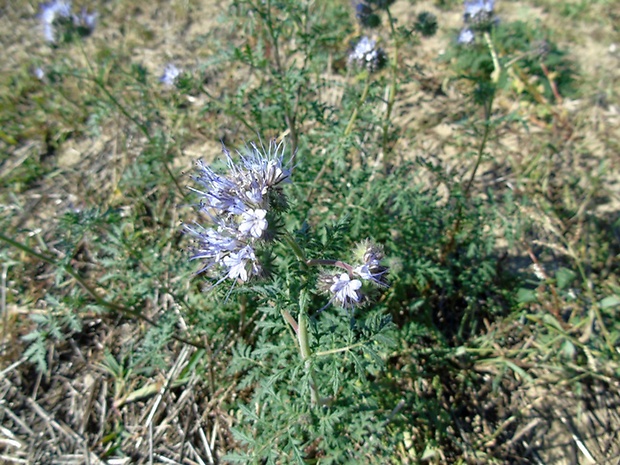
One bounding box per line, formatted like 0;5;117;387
230;427;256;447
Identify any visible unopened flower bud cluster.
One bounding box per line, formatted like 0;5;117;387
354;0;395;29
186;141;290;284
458;0;496;45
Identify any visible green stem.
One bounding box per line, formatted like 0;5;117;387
76;42;186;199
462;31;499;199
308;74;371;201
483;31;501;84
262;0;299;154
199;85;256;134
381;6;399;167
315;342;364;357
93;74;151;141
298;305;319;406
441;62;497;268
344;76;371;138
463;91;494;199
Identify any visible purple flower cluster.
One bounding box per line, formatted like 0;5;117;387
185;140;291;284
38;0;97;43
348;36;387;73
319;240;389;310
73;7;97;34
458;0;496;45
464;0;495;25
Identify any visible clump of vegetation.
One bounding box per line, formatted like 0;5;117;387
0;0;618;463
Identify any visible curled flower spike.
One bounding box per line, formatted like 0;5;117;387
355;2;380;28
348;36;387;73
316;239;389;311
414;12;439;38
185;139;291;285
352;240;389;287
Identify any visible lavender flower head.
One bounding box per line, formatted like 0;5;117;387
73;8;97;36
348;36;387;73
38;0;72;43
185;139;291;285
352;240;389;288
458;28;475;45
160;63;182;87
329;274;363;309
33;67;46;80
463;0;496;29
38;1;97;43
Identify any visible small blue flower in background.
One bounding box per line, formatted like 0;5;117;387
457;0;497;44
464;0;494;18
33;67;46;80
458;28;475;45
160;63;182;87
